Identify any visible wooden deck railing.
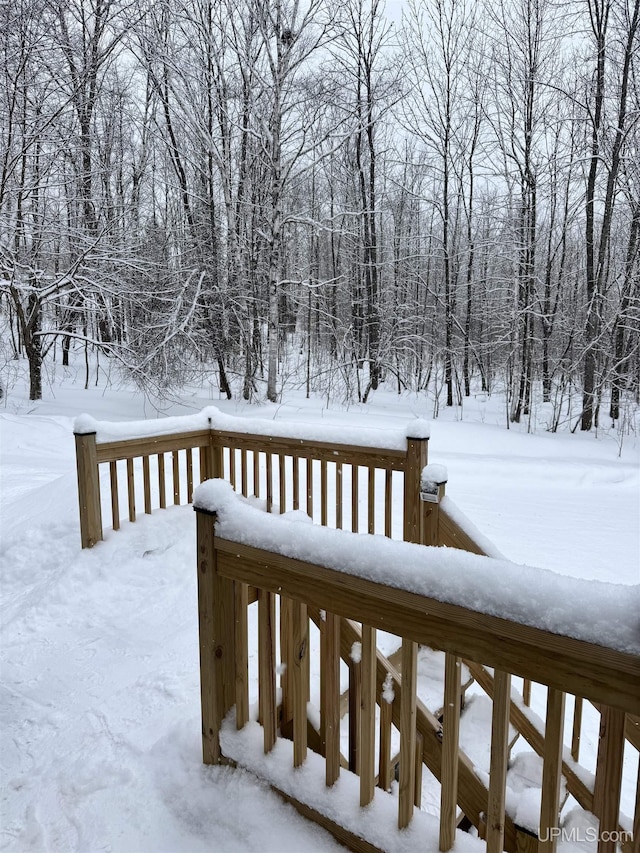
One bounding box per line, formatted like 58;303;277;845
74;408;432;548
193;492;639;853
74;409;639;852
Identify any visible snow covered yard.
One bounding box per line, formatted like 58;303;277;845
1;374;638;852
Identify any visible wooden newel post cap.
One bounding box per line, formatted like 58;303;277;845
193;478;234;517
405;419;431;443
420;463;448;503
73;414;100;435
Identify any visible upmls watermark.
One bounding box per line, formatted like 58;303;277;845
539;827;633;844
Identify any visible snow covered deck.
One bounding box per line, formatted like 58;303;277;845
193;483;638;853
72;408;639;853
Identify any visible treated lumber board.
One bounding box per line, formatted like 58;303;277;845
75;432;103;547
126;458;135;522
466;661;595;812
336;463;343;530
337;619;518;852
348;655;361;774
321;460;328;527
292;601;308;768
628;715;640;750
241;449;248;497
157;453;166;509
351;466;359;533
592;704;640;752
215;542;640;715
258;589;277;754
539;688;566;853
272;785;386;853
438;505;488;555
142;455;151;514
487;670;511;853
321;611;341;787
367;468;375;535
172;451;180;504
384;469;392;538
572;696;583;761
440;653;461;852
109;461;120;531
234;582;249;730
280;597;294;729
209;429;407;469
196;509;231;764
403;437;428;544
414;732;424;807
360;625;376;806
594;706;626;853
96;429;211;461
378;697;393;792
398;638;418;828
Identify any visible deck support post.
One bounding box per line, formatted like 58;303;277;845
75;431;103;548
403;437;428;543
195;506;235;764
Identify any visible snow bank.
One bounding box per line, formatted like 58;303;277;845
439;496;507;559
220;715;482;853
194;480;640;656
73;410;212;439
74;406;430;451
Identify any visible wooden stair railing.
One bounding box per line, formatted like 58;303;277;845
195;497;639;853
429;488;639;852
76;410;638;850
335;616;520;851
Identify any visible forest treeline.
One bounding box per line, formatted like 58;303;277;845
1;0;639;430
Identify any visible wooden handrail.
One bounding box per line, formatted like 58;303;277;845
76;410;638;852
195;503;638;853
75;414;428;549
213;538;639;715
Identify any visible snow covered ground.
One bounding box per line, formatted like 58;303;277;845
1;364;638;852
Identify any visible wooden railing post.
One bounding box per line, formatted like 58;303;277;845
235;581;249;730
440;653;461;851
75;431;103;548
258;589;277;754
539;688;566;853
593;705;626;853
292;601;308;767
403;435;428;544
398;638;418;829
360;625;377;807
420;464;448;547
487;669;511;853
202;417;223;482
195;505;235;765
321;611;341;787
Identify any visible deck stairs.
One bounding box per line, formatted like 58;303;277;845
74;410;639;853
278;609;552;850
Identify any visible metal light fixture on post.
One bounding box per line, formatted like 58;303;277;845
420;464;448;545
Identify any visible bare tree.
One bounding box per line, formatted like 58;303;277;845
581;0;640;430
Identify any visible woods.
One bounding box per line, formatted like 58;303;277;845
1;0;638;430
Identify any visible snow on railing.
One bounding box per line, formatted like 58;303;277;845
193;487;639;853
74;406;432;548
74;406;431;450
73;408;639;852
